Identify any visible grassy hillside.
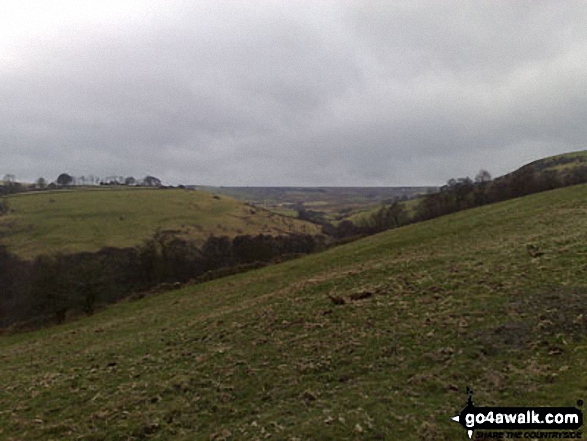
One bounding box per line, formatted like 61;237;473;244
344;197;423;225
2;184;587;439
510;149;587;175
0;188;320;259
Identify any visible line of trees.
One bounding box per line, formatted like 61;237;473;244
413;164;587;222
321;201;409;240
0;174;164;195
55;173;162;187
0;232;322;330
324;163;587;241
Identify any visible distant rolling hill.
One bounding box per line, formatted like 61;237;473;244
1;183;586;439
0;187;320;259
195;186;435;221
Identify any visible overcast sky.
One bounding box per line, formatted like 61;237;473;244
2;0;587;186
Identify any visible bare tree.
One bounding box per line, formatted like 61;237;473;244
36;177;47;189
475;169;492;183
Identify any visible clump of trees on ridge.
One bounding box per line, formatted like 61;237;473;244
318;160;587;240
0;173;165;196
413;163;587;222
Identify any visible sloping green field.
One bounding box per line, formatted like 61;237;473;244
519;149;587;174
344;197;422;225
0;188;320;259
1;185;587;439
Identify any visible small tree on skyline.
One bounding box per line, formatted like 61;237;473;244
57;173;73;186
475;169;492;183
143;176;162;187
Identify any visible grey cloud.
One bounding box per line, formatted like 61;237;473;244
2;0;587;186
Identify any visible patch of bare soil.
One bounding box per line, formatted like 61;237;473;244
470;287;587;356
